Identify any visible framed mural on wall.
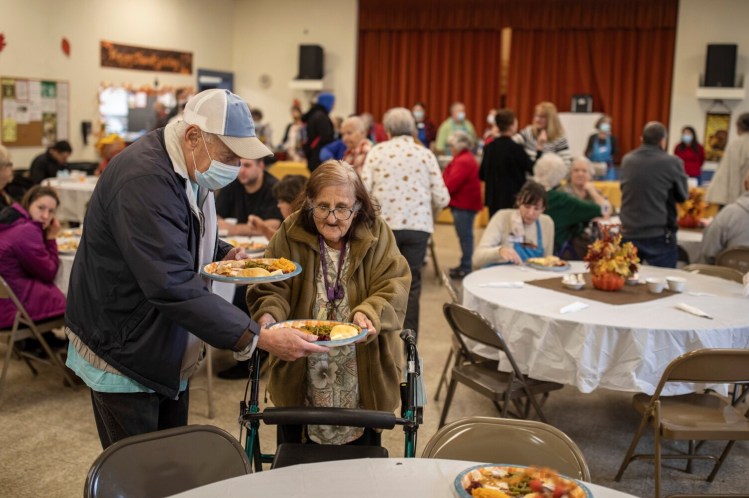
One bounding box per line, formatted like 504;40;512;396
100;41;192;74
704;112;731;162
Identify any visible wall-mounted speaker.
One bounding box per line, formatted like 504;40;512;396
298;45;324;80
571;94;593;113
705;44;737;87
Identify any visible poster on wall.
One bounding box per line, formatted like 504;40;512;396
100;40;193;74
704;113;731;162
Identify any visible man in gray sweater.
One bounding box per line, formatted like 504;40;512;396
699;169;749;264
620;122;689;268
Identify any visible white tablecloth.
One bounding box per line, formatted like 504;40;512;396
677;229;703;264
55;236;268;300
462;262;749;395
43;176;98;223
169;458;637;498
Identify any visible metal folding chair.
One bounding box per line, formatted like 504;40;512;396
423;416;591;481
0;276;77;403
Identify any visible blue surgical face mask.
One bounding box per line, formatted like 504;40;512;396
455;111;466;122
192;132;240;191
599;122;611;134
413;110;424;121
682;133;694;145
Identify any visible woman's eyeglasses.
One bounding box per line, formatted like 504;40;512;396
311;205;357;221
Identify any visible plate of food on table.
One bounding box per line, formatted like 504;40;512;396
225;237;268;255
266;319;367;347
455;464;591;498
526;256;571;272
56;237;80;254
201;257;301;284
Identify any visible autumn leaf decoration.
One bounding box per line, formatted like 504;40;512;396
584;224;639;278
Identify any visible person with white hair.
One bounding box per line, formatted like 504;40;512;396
443;131;482;278
699;168;749;264
535;152;604;255
0;145;15;209
562;156;611;214
341;116;372;173
362;107;450;341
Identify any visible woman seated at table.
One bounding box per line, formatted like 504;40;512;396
534;153;605;256
0;186;67;351
561;156;612;215
248;160;410;447
473;180;554;268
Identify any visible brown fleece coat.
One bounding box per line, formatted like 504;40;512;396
247;211;411;412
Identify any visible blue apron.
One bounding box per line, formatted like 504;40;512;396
590;134;615;179
514;219;545;261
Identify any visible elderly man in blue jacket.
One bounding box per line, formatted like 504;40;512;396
65;89;328;448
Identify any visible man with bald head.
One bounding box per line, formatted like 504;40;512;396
620;121;689;267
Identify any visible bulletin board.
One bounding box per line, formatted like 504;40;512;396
1;76;70;147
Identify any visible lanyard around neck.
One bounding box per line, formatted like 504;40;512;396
318;235;347;303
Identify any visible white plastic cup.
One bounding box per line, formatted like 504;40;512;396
646;277;665;294
666;276;686;293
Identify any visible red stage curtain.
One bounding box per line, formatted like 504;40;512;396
506;28;676;159
357;0;678;156
357;29;503;131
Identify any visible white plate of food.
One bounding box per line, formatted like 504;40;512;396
526;256;571;272
267;320;367;347
200;258;301;284
56;237;80;254
226;237;268;255
455;464;592;498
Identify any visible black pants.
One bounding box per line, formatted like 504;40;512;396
90;387;190;449
277;424;381;447
393;229;430;340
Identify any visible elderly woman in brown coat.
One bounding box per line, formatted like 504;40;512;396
248;160;411;448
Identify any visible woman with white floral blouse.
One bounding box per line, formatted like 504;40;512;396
361;107;450;341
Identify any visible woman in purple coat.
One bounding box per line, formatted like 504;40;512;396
0;186;66;329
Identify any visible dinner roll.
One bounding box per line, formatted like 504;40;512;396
330;324;360;340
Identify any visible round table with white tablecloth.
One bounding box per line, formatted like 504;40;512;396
43;176;98;223
169;458;638;498
461;262;749;395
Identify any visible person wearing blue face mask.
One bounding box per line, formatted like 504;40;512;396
435;101;477;155
64;89;328;449
673;125;705;183
585;114;619;179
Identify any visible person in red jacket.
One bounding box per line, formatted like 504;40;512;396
674;126;705;184
443;131;482;279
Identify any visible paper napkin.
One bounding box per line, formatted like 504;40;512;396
477;281;525;288
675;302;713;320
559;301;589;314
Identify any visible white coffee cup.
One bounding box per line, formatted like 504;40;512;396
646;277;665;294
666;276;686;293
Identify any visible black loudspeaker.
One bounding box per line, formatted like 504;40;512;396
705;44;737;87
298;45;324;80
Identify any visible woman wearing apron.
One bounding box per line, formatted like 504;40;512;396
473;180;556;269
585;115;619;180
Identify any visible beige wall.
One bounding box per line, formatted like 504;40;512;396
669;0;749;153
231;0;357;149
1;0;235;168
3;0;746;168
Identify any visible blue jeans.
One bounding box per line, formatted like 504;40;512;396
624;232;678;268
451;207;476;272
90;387;190;449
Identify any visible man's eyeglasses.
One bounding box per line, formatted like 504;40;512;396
311;205;358;221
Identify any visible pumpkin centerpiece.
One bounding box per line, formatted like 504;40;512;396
583;224;640;292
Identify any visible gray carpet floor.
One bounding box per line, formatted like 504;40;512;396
1;224;747;498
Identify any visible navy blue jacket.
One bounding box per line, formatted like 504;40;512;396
65;129;256;397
